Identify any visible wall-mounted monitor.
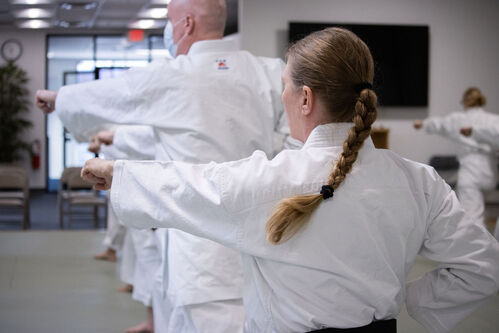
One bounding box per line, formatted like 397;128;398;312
289;22;429;107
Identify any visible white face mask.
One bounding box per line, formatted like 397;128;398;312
163;17;186;58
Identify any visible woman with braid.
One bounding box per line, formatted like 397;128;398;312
81;28;499;333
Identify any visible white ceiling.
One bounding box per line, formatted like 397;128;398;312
0;0;238;33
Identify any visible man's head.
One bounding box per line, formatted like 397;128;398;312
167;0;227;56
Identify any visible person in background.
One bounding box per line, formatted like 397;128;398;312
35;0;298;331
90;130;126;263
414;87;499;227
81;27;499;333
89;126;158;333
461;122;499;240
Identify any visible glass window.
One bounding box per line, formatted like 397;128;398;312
46;34;164;191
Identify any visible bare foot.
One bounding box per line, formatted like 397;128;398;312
117;284;133;293
125;321;154;333
93;248;117;262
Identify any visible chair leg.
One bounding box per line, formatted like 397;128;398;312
68;204;72;229
93;206;99;228
58;196;64;229
23;201;30;230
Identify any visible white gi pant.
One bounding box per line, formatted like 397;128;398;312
120;229;135;285
166;299;245;333
456;186;485;227
150;229;245;333
131;229;160;307
102;194;126;251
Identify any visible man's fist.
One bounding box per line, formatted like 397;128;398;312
96;130;115;145
460;127;473;137
35;90;58;114
81;158;115;190
413;120;423;130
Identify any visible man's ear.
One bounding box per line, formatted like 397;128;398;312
185;15;195;35
301;85;313;116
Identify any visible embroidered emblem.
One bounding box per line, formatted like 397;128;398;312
216;58;229;70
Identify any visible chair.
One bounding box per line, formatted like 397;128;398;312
0;166;30;229
58;167;107;229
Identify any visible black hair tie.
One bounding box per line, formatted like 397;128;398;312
320;185;334;200
354;82;373;93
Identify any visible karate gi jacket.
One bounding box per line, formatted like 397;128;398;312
423;107;499;190
110;123;499;333
471;124;499;149
55;39;297;306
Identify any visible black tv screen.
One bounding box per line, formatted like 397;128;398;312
289;23;429;107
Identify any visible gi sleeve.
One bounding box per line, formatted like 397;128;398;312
110;158;243;250
113;125;156;160
54;61;166;142
422;113;462;140
406;172;499;333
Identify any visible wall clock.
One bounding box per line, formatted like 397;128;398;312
1;39;23;62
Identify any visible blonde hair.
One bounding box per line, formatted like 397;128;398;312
462;87;486;108
266;28;378;244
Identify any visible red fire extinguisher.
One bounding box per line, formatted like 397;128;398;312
31;139;41;170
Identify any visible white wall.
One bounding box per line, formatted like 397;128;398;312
1;29;46;189
240;0;499;164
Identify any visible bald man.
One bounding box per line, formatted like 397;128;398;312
36;0;299;332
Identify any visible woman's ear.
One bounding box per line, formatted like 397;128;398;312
301;86;314;116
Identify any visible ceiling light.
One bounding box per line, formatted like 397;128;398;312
128;19;162;30
138;8;168;19
149;0;171;4
17;19;51;29
10;0;54;4
14;8;52;19
138;20;154;29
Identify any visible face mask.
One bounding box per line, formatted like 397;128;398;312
163;17;186;58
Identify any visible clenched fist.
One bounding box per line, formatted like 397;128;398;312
460;127;472;137
35;90;58;114
81;158;115;190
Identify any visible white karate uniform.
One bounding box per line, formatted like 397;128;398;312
423;107;499;226
471;124;499;149
110;123;499;333
54;39;298;333
470;123;499;240
109;125;158;306
100;143;129;252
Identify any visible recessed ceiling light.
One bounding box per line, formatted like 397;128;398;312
14;8;52;19
10;0;54;4
149;0;171;4
138;8;168;19
17;19;51;29
129;19;163;30
138;19;154;29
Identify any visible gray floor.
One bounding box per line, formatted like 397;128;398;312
0;231;145;333
0;231;498;333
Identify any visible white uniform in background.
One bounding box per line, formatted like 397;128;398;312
470;124;499;149
423;107;499;226
469;123;499;240
106;125;157;305
54;39;299;333
110;123;499;333
99;143;128;253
